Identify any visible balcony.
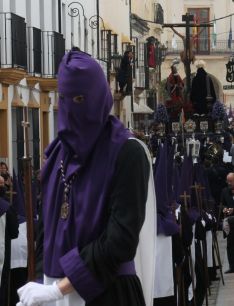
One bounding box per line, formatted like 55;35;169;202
0;12;65;79
166;39;234;56
0;12;27;69
41;31;65;77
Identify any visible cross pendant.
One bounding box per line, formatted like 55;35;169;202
60;201;69;219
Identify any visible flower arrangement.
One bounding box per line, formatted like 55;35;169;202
154;103;169;123
211;101;226;120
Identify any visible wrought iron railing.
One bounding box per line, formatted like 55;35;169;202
27;27;42;75
166;39;234;55
0;13;66;77
0;12;27;69
96;58;108;80
41;31;65;77
135;67;145;88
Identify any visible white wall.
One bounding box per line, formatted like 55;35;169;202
100;0;131;52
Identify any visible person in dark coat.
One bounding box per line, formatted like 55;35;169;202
221;172;234;273
190;60;216;115
0;175;19;306
117;50;133;94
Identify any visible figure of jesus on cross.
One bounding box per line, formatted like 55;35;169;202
163;13;213;96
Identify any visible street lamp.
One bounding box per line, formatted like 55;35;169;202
155;40;167;82
111;54;122;92
111;54;122;71
161;44;167;62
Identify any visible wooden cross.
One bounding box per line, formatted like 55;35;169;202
191;182;201;211
179;191;190;211
198;184;206;211
163;13;213;98
21;106;35;281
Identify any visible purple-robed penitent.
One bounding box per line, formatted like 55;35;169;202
178;155;201;223
12;170;26;223
154;141;179;236
41;51;133;302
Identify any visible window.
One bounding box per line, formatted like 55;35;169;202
111;33;118;55
188;8;210;54
12;107;40;174
12;107;24;174
101;30;112;62
11;13;27;68
54;32;65;74
154;3;164;25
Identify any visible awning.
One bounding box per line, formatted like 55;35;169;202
133;102;154;114
121;33;134;44
101;22;117;34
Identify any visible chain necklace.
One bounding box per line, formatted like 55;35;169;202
60;160;77;219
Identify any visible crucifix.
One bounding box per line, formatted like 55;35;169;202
22;106;35;281
197;184;206;211
163;13;213;99
191;182;202;212
179;190;190;211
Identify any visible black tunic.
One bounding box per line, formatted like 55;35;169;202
190;68;216;115
36;139;150;306
0;200;19;306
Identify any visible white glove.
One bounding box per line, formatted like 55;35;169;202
17;281;63;306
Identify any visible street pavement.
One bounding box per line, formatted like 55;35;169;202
215;232;234;306
202;232;234;306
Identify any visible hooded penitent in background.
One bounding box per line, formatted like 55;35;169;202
17;50;156;306
190;60;216;115
153;141;179;306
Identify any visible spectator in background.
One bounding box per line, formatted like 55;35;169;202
221;172;234;273
117;50;133;95
0;162;12;192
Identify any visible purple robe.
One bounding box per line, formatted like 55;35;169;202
41;51;135;302
154;142;179;236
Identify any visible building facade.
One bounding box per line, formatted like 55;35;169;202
161;0;234;107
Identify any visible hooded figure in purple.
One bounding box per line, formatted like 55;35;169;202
154;142;179;236
17;50;152;306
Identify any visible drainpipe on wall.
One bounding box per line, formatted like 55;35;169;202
58;0;62;33
96;0;100;59
129;0;134;127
